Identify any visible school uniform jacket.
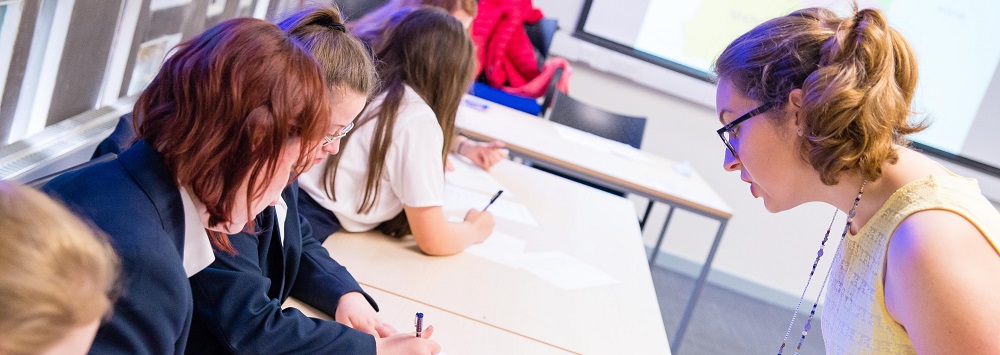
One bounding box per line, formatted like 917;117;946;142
43;140;194;354
184;181;379;354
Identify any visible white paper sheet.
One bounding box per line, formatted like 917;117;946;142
519;251;620;290
464;231;527;268
443;185;539;227
445;154;507;195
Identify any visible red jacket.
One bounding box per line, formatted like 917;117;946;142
472;0;544;89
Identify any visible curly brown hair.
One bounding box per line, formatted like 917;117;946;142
714;6;926;185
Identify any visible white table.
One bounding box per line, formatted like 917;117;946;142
456;96;733;352
321;159;670;354
285;288;576;355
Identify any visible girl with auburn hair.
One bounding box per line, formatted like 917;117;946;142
185;7;439;355
0;182;118;355
44;18;336;353
299;7;495;256
350;0;509;173
714;6;1000;354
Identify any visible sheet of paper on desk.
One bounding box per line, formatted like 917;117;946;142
443;185;539;227
464;230;527;268
552;124;613;153
519;251;620;290
445;155;506;195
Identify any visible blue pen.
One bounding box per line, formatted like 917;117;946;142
483;190;504;211
414;312;423;338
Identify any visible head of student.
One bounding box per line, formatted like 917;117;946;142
278;5;378;157
134;17;332;252
0;182;119;355
713;6;925;213
322;6;475;236
350;0;478;46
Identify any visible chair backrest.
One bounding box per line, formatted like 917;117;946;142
524;17;559;67
335;0;389;20
548;91;646;149
538;66;563;117
26;153;118;189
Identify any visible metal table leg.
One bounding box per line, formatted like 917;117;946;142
670;219;729;354
639;200;655;231
648;206;675;264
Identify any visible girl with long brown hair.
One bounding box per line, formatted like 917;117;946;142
350;0;509;172
299;7;495;256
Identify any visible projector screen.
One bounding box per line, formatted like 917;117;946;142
575;0;1000;177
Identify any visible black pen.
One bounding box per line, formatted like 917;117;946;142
482;190;504;211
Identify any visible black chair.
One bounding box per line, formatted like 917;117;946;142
334;0;389;20
548;91;645;148
525;17;559;68
26;153;118;189
539;91;657;228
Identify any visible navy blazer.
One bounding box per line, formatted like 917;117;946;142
185;182;379;354
44;141;193;354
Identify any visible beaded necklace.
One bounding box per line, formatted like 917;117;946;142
776;180;867;355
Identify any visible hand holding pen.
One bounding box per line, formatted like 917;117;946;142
373;313;439;354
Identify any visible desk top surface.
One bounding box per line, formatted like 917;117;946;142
323;159;670;354
456;96;733;219
285;289;575;355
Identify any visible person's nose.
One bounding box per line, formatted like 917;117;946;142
322;141;340;156
723;148;741;172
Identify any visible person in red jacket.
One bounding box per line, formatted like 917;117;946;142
472;0;570;98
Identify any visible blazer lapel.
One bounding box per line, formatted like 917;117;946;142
118;140;186;254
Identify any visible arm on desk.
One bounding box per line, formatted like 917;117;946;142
452;135;508;170
292;211;384;336
404;204;495;256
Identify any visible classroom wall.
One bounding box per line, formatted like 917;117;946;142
533;0;1000;308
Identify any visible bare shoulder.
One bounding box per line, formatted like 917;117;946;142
885;210;1000;353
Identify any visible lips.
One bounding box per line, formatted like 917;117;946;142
742;178;759;199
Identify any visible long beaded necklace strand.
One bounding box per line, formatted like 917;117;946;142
776;180;867;355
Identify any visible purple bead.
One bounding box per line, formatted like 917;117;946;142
804;323;811;331
817;249;824;257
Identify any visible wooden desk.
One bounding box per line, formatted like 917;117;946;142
455;96;733;352
323;160;669;354
284;289;574;355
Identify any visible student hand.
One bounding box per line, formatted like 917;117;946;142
335;292;384;337
375;325;440;355
460;140;508;170
464;209;495;240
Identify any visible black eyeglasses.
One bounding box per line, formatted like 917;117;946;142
716;102;774;157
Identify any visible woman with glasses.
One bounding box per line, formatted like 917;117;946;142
298;7;496;256
715;6;1000;354
184;8;440;355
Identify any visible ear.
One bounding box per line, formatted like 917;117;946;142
787;88;805;135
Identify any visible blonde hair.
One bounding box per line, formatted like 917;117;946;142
0;182;119;354
714;6;926;185
278;6;377;97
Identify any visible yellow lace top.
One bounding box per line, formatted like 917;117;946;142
822;174;1000;354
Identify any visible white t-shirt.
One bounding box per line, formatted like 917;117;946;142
299;85;445;232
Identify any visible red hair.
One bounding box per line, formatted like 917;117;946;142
134;18;331;253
